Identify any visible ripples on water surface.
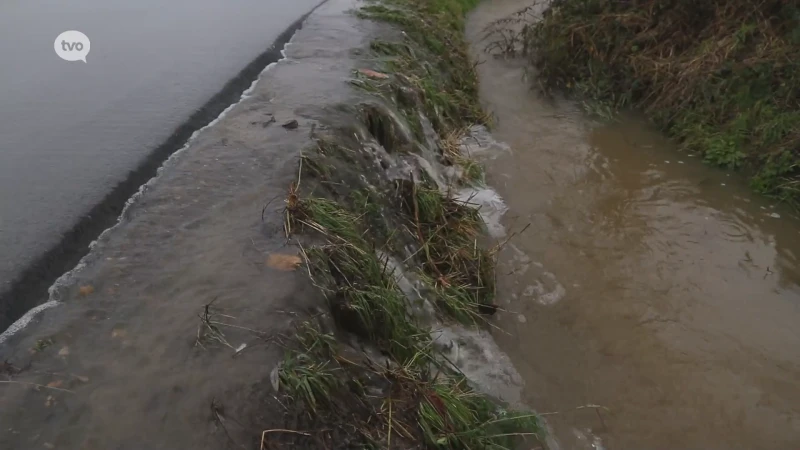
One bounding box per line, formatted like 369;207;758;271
467;1;800;448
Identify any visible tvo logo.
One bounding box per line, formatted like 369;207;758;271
54;30;90;63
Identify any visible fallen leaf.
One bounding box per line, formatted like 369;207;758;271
266;253;302;271
57;346;70;357
358;68;389;79
75;375;90;383
46;380;63;389
78;285;95;296
111;328;127;339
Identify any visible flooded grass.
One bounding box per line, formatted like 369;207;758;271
265;0;543;447
487;0;800;208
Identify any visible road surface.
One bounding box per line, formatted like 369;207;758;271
0;0;321;330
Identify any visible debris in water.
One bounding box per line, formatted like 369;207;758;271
78;285;94;296
46;380;64;389
57;346;70;357
768;213;781;219
111;328;127;339
358;68;389;79
282;119;299;130
269;363;281;392
266;253;302;271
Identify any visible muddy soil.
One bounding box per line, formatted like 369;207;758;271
467;1;800;449
0;1;382;448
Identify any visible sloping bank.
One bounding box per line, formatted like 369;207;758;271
264;0;544;448
513;0;799;207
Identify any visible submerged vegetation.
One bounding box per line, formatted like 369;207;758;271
495;0;800;207
264;0;543;448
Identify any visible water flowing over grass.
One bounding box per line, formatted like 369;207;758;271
262;0;545;448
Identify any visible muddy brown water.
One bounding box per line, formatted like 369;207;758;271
467;1;800;449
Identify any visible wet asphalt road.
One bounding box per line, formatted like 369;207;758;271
0;0;321;329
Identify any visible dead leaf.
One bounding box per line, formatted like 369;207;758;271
358;68;389;79
75;375;90;383
266;253;302;271
111;328;127;339
78;285;94;296
58;346;70;357
46;380;63;389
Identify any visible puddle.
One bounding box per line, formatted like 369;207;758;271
468;1;800;449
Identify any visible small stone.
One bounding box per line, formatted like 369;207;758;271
281;119;299;130
517;314;527;323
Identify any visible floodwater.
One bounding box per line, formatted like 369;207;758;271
0;0;320;330
0;0;372;448
466;1;800;449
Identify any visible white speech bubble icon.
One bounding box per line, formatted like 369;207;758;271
54;30;90;63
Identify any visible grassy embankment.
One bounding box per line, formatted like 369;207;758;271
514;0;800;206
262;0;544;448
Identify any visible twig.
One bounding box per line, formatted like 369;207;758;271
537;404;610;416
0;380;74;393
261;194;283;222
492;223;531;254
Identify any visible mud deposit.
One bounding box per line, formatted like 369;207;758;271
468;1;800;449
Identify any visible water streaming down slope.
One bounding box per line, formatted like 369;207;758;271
467;1;800;448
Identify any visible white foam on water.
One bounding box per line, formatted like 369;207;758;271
523;271;567;305
431;325;524;406
455;187;509;238
461;125;512;159
0;39;300;345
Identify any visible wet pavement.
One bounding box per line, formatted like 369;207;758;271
0;0;320;330
467;1;800;448
0;1;376;448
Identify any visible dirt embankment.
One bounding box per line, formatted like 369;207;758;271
489;0;800;208
0;0;543;449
